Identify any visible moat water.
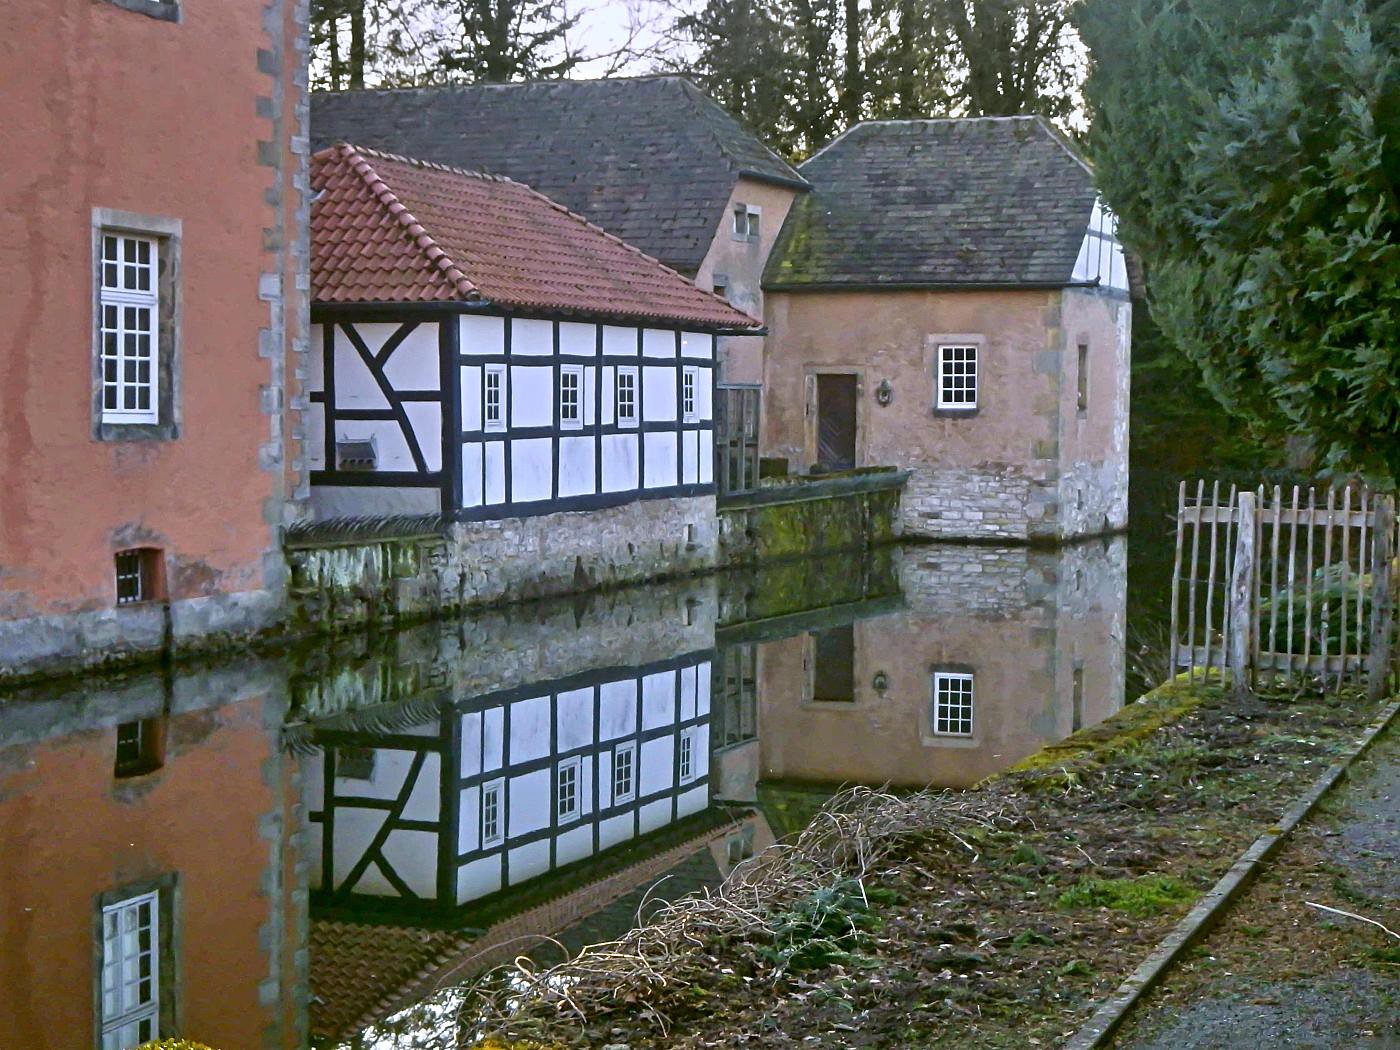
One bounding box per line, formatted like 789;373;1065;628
0;532;1167;1048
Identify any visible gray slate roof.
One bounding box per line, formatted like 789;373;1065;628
312;76;807;276
764;117;1098;290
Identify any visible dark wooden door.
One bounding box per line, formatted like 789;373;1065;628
815;373;857;471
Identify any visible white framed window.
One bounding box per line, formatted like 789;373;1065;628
114;548;160;606
484;365;506;432
481;777;504;847
100;233;159;424
556;756;581;822
613;742;636;803
682;366;699;423
559;365;583;430
932;672;975;736
732;204;761;242
616;366;638;428
100;892;159;1049
936;344;978;410
678;729;697;784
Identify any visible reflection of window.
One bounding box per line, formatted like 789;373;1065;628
616;366;638;427
811;626;855;702
932;672;975;736
560;365;583;430
557;757;580;821
481;778;504;846
484;364;506;432
937;344;978;410
101;892;159;1047
113;720;164;779
678;731;695;783
613;743;635;803
682;366;699;422
336;746;375;781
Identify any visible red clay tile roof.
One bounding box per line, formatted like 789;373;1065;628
311;143;761;330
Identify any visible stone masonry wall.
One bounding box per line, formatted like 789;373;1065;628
899;465;1057;542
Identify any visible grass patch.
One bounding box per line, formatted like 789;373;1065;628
1056;874;1195;917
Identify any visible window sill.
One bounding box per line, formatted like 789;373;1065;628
100;0;180;21
932;405;979;418
96;420;180;442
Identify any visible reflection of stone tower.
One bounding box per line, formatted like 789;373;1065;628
755;540;1128;789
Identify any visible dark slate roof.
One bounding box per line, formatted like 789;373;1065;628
312;76;808;275
764;117;1098;290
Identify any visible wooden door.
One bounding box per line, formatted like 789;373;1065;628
815;373;857;471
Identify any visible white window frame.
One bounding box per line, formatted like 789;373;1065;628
481;777;505;847
99;233;160;425
678;728;697;784
559;365;584;431
556;756;581;823
732;204;761;242
100;891;160;1049
681;366;699;423
483;364;506;433
613;742;636;804
936;344;978;410
615;365;639;428
932;672;975;737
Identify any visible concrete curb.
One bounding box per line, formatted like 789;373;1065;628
1064;696;1400;1050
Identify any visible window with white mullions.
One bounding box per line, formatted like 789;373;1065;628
100;234;159;424
936;344;978;410
559;365;583;430
481;778;504;846
613;742;636;803
556;757;581;821
678;729;696;783
616;366;638;427
682;366;699;423
932;672;975;736
484;365;506;432
100;892;159;1049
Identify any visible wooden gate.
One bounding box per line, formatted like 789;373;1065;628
1169;481;1396;696
715;384;761;498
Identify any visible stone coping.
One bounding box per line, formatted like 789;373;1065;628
717;468;909;511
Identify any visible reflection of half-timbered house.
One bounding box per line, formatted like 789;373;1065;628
307;145;760;599
305;653;714;917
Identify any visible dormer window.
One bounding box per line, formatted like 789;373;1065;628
732;204;761;242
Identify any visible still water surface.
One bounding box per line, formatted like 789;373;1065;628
0;539;1129;1048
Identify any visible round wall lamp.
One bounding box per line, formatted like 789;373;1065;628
872;670;890;694
875;379;894;406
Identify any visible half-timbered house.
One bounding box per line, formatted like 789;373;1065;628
308;145;761;600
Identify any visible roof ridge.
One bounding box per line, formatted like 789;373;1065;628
312;73;695;98
327;143;482;302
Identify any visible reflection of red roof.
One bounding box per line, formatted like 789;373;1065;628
311;143;762;330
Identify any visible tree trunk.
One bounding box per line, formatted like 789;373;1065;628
328;12;344;90
841;0;863;123
348;0;366;89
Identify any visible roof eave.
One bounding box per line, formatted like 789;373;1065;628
737;168;812;193
763;278;1101;294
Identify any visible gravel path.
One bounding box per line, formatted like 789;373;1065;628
1116;724;1399;1049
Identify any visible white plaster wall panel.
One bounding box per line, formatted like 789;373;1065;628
682;429;699;485
696;366;714;419
380;829;437;897
603;325;638;356
557;824;594;866
599;813;635;850
332;419;414;471
483;706;504;771
644;432;679;489
681;331;713;360
641;670;676;729
558;436;596;498
512;318;555;356
509;838;551;884
508;768;550;836
512;437;553;503
381;323;441;391
556;686;594;752
559;321;596;357
677;785;708;818
583;365;597;427
581;755;595;815
460;712;483;777
332;332;390;409
484;441;506;504
306;402;325;470
693;723;711;769
599;750;615;809
460;314;505;355
696;661;712;715
331;808;388;889
460;366;482;431
402;401;443;471
640;737;675;795
462;442;484;509
333;746;408;801
600;366;616;425
639;797;673;834
401;751;442;822
599;679;637;740
511;366;554;429
305;753;326;809
644;367;677;422
458;856;503;904
309;325;326;390
698;429;714;485
459;784;480;850
643;329;677;358
680;664;698;720
509;696;552;764
601;434;639;492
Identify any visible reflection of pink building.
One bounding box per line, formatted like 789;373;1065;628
755;541;1126;789
0;667;304;1048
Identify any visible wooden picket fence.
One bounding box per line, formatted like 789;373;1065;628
1169;481;1396;697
